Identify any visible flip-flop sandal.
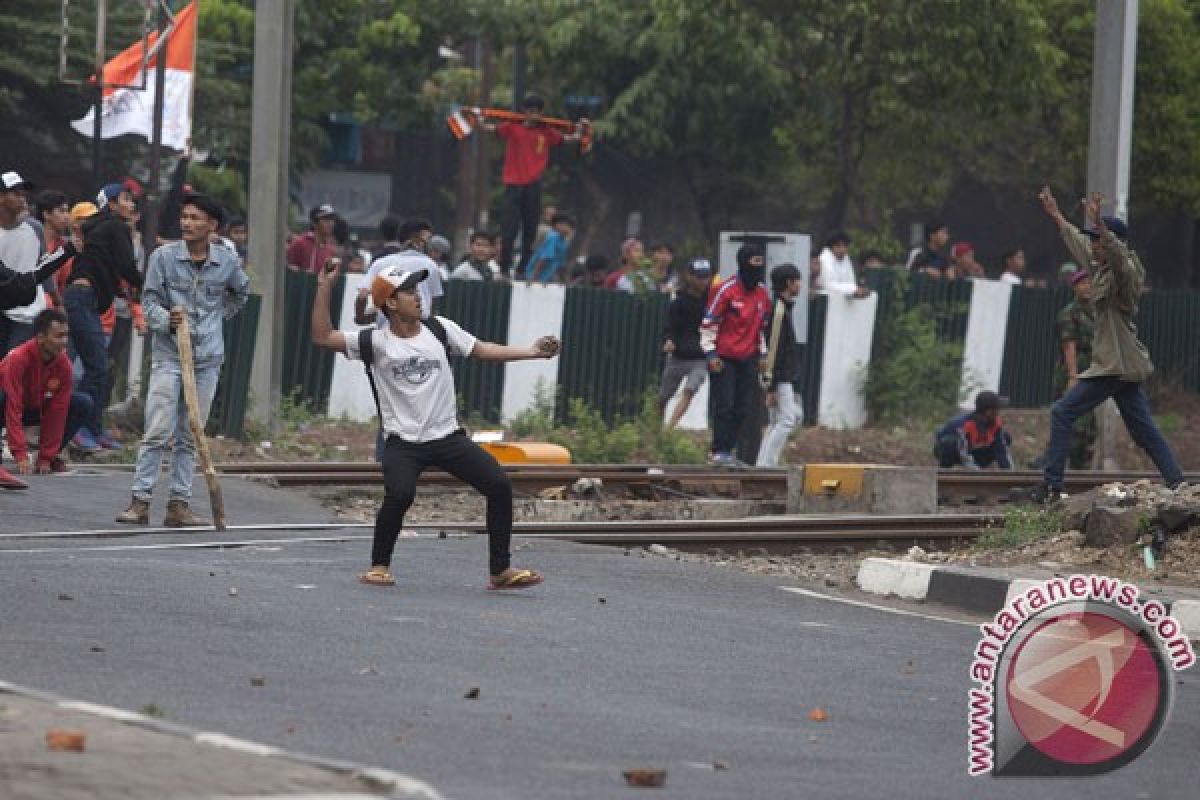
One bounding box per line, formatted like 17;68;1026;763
358;567;396;586
488;569;544;591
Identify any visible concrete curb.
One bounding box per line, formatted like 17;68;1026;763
0;680;445;800
856;557;1200;640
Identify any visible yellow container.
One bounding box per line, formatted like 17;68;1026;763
480;442;572;465
802;464;868;497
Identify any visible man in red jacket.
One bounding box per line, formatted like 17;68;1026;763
701;244;771;465
0;309;93;487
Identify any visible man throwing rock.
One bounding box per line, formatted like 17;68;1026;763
312;259;559;590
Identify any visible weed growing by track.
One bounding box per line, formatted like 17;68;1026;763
974;507;1064;551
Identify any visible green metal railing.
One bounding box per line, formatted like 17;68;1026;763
558;287;671;422
1137;290;1200;393
434;281;511;422
210;294;261;437
282;269;345;411
800;293;827;426
999;285;1072;407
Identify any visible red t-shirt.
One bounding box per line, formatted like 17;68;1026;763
498;123;564;186
286;231;339;274
0;339;73;466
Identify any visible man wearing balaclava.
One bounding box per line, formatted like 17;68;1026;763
699;243;771;465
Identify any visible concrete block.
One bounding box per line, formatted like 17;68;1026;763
788;465;936;514
856;557;936;600
1169;599;1200;643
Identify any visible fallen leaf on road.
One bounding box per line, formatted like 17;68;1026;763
464;687;480;699
713;760;729;771
808;708;828;722
250;676;265;687
89;646;105;653
45;730;86;752
623;769;667;788
57;594;73;602
598;596;607;604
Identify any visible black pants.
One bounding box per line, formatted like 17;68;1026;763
375;430;513;575
934;434;1010;469
710;357;760;455
501;181;541;276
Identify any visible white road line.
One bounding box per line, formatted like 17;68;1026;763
0;522;374;540
779;586;978;627
0;535;372;554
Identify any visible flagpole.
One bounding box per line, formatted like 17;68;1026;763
145;1;170;258
92;0;108;187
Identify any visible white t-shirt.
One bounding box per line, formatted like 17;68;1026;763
343;316;477;443
818;247;858;293
999;272;1022;285
0;219;47;323
364;249;444;323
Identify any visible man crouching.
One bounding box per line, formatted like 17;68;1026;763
311;258;559;590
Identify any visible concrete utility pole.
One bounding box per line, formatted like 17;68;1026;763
247;0;295;435
1087;0;1138;470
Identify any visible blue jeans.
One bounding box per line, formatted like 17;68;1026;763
131;360;220;501
1044;377;1183;490
0;388;93;459
63;285;109;434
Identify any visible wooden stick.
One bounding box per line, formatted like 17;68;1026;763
174;307;226;530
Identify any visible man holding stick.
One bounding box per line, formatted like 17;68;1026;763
311;258;559;590
117;193;249;527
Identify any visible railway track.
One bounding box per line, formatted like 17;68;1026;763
0;513;996;553
78;461;1196;501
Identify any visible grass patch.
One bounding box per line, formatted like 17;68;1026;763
974;507;1064;551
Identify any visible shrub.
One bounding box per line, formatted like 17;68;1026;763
863;303;965;428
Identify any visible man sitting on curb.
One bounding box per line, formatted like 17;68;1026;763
312;259;560;590
0;309;93;487
934;391;1014;470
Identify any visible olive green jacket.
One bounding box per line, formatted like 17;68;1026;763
1057;222;1153;382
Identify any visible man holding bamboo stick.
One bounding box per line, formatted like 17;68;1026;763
116;193;248;527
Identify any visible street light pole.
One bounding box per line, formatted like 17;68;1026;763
248;0;295;435
1087;0;1139;471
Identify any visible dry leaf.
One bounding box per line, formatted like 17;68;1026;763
250;676;265;687
808;708;828;722
464;687;480;699
46;729;86;752
623;768;667;788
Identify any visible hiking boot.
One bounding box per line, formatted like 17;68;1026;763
116;497;150;524
1017;483;1067;506
164;499;209;528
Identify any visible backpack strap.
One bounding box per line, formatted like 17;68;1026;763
423;315;450;359
358;328;384;425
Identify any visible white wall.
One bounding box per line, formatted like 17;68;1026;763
500;283;566;422
326;274;376;422
959;280;1013;409
816;290;878;429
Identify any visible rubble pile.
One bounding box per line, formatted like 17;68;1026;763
1063;481;1200;553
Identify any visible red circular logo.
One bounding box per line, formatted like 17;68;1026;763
1005;611;1163;766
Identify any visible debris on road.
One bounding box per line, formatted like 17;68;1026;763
808;708;828;722
464;687;480;699
250;676;265;687
623;768;667;788
45;729;86;752
228;587;239;596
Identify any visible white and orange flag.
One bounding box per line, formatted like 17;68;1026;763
72;1;197;151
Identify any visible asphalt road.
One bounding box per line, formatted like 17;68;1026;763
2;472;1198;798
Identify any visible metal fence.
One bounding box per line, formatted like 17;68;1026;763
433;281;511;422
558;287;671;422
282;269;345;412
210;294;261;437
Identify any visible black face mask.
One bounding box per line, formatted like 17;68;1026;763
739;265;765;288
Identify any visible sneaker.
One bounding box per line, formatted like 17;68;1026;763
0;466;28;490
72;429;100;453
48;456;73;475
95;433;123;451
1019;483;1067;506
708;452;736;467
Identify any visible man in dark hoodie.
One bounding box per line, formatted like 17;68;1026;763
63;183;144;448
700;243;771;465
756;263;805;467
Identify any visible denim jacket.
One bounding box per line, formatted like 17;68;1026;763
143;240;250;367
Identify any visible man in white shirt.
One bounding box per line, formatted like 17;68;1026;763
312;260;561;591
356;218;444;324
0;171;47;357
999;248;1026;285
817;232;870;297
